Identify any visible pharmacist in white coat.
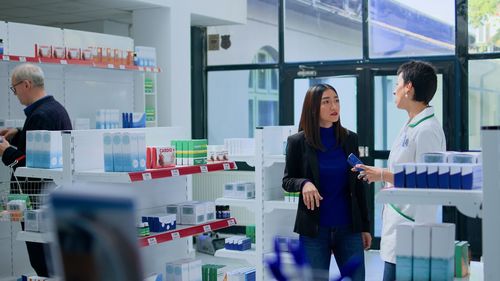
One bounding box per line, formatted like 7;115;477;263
353;61;446;281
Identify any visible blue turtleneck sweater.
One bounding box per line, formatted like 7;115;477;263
317;126;351;227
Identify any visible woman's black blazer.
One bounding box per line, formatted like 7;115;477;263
282;130;370;237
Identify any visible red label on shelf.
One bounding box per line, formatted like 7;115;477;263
107;64;114;68
200;166;208;173
203;225;212;232
142;173;152;181
19;57;26;62
223;163;230;170
3;56;10;61
228;219;236;226
171;169;180;177
60;60;68;65
119;65;126;70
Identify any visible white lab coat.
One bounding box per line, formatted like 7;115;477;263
380;106;446;264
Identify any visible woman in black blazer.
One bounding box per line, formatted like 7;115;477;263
282;84;371;281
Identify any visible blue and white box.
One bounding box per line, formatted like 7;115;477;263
96;109;105;129
405;163;416;188
422;152;448;163
426;163;439;188
449;164;462;190
142;213;176;232
26;131;35;168
122;133;139;172
103;133;114;172
166;203;185;225
415;163;427;188
396;222;413;281
40;131;62;168
438;165;450;189
137;133;147;170
413;224;431;281
430;223;455;281
112;133;123;172
394;164;405;188
33;131;44;168
461;164;482;190
201;201;216;222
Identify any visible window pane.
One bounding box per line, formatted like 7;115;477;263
294;76;358;133
369;0;455;58
468;0;500;53
208;70;279;144
285;0;362;62
374;74;443;150
468;59;500;149
207;0;279;65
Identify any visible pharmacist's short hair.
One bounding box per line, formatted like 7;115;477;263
11;63;45;88
397;60;437;105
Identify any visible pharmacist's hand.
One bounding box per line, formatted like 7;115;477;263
0;138;10;156
362;232;372;250
0;128;18;141
302;182;323;211
352;164;382;184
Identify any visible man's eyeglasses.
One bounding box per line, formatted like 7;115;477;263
9;80;24;94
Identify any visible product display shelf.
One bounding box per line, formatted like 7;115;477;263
14;167;63;181
214;197;257;211
0;54;161;72
16;231;53;243
214;244;257;264
138;218;237;247
263;154;285;167
229;155;255;167
263;200;298;213
376;188;483;218
73;161;237;183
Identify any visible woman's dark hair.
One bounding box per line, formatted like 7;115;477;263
397;60;437;105
298;83;348;151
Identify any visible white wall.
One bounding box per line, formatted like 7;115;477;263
61;20;130;37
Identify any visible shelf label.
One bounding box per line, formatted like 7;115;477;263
146;67;152;72
228;219;236;226
171;169;180;177
119;65;125;70
138;66;144;71
200;166;208;173
147;237;157;245
107;64;114;69
223;163;231;170
60;60;68;65
142;173;152;181
3;56;9;61
203;225;212;232
171;232;180;240
19;57;26;62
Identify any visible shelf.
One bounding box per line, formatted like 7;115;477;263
0;54;161;72
376;188;482;218
215;198;257;211
228;155;255;167
16;231;53;243
15;167;63;181
74;161;238;183
264;154;285;167
138;218;237;247
264;200;297;213
214;244;256;264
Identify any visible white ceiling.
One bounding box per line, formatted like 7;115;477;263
0;0;161;27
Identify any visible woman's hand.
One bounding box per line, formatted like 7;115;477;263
351;164;384;184
302;182;323;210
362;232;372;250
0;138;10;156
0;128;18;141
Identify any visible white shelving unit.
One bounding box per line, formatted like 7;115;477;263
376;188;482;218
214;126;296;280
12;127;239;277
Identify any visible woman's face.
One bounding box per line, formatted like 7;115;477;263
318;89;340;128
393;73;411;110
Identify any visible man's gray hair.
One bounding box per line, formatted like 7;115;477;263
11;63;45;88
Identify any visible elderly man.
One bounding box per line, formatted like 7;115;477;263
0;63;72;277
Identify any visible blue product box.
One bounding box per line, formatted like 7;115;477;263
438;165;450;189
394;164;405;188
103;133;114;172
461;164;483;190
430;257;454;281
415;163;428;188
427;163;439;188
405;163;416;188
449;164;462;189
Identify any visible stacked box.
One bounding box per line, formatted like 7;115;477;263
166;259;202;281
137;222;150;237
181;201;206;225
430;223;455;281
394;164;405;188
141;214;176;232
246;225;256;243
225;236;252;251
396;223;414;281
202;264;226;281
413;224;431;281
455;241;470;278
